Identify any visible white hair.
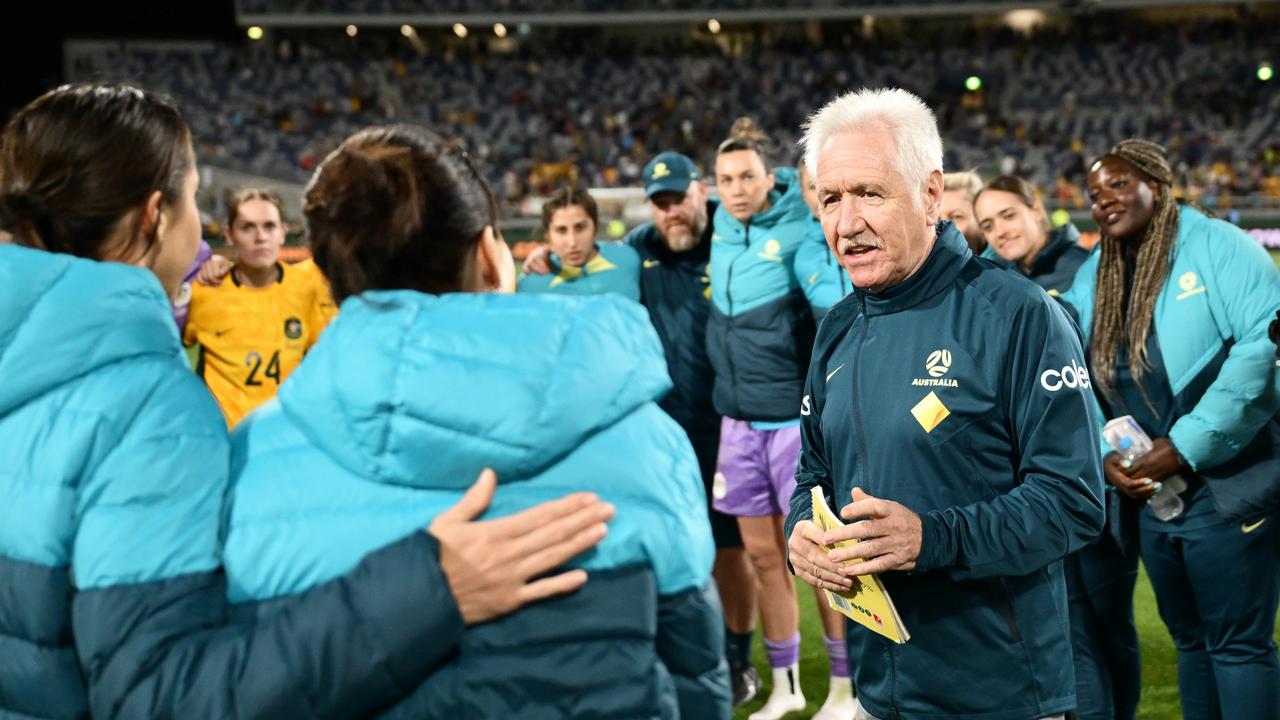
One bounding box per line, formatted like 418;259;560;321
800;88;944;203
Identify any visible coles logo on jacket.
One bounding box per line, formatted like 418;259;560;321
1040;359;1091;392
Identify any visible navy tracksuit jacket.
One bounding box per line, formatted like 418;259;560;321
786;222;1106;720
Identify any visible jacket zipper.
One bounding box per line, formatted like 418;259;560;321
852;291;871;481
855;290;901;718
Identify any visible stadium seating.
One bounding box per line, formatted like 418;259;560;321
68;18;1280;209
239;0;957;14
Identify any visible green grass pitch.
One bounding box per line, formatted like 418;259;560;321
733;568;1280;719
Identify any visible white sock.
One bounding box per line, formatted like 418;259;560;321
748;663;806;720
812;675;856;720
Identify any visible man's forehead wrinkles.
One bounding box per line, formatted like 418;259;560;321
819;175;888;192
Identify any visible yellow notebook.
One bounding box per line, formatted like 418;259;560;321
811;487;911;644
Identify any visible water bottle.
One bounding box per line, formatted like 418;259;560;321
1102;416;1187;522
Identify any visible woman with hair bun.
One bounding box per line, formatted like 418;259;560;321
1062;138;1280;720
223;124;731;719
0;84;612;720
708;117;850;720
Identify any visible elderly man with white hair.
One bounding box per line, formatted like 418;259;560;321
783;87;1106;720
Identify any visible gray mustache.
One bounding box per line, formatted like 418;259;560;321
838;238;883;251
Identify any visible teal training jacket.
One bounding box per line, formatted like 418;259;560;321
1060;205;1280;521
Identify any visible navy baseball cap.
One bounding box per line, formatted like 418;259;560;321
642;152;702;198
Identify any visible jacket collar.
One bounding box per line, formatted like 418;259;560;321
858;220;970;317
1027;223;1081;278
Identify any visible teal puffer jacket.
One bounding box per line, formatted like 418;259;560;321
225;290;731;719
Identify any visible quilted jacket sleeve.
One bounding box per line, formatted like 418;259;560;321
655;583;732;719
1168;220;1280;470
72;363;464;720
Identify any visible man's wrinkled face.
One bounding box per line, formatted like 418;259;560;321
816;126;941;293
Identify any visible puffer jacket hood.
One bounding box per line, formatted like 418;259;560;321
278;290;673;490
0;245;182;417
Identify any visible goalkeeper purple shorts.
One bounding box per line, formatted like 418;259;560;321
711;417;802;517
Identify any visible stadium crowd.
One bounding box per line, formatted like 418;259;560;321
69;17;1280;212
239;0;963;15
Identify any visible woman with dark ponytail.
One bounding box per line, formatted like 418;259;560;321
1061;138;1280;720
0;85;614;720
222;124;730;719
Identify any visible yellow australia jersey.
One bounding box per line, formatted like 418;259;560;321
184;259;338;428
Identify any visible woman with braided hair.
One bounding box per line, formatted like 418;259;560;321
1061;138;1280;720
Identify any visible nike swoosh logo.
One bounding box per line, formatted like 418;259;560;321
214;329;231;337
1242;518;1267;534
643;259;661;269
826;363;846;383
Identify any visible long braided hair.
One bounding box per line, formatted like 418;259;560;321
1089;139;1180;402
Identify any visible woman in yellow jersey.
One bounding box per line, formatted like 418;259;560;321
184;189;337;427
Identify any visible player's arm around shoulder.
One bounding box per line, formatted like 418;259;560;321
600;241;643;301
71;359;471;719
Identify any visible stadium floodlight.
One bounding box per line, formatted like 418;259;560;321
346;24;358;38
965;75;982;91
494;23;508;38
1259;63;1274;82
453;23;469;38
247;26;264;41
400;24;414;37
708;19;722;34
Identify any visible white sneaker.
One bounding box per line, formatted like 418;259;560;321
747;664;805;720
811;676;856;720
